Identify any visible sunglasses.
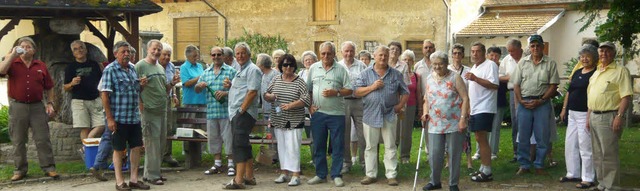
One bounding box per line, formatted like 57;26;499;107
282;63;296;68
211;53;222;57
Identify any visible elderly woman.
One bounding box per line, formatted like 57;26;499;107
272;49;286;69
421;51;469;191
298;51;317;82
264;54;311;186
358;50;372;66
397;50;422;164
388;41;410;84
558;44;598;189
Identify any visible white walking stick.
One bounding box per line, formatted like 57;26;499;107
412;122;427;191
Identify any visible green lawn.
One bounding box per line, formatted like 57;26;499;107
2;124;640;188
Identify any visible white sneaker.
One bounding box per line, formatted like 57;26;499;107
288;176;300;186
274;174;289;184
307;176;326;184
334;177;345;187
472;153;480;160
340;165;351;174
227;166;236;176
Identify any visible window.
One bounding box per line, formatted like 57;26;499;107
313;0;336;21
173;16;218;63
363;41;380;54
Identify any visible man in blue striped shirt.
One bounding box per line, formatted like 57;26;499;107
354;45;409;187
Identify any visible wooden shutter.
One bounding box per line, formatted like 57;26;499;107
175;17;200;61
314;0;336;21
406;41;424;61
199;17;218;64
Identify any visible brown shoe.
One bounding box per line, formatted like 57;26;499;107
535;168;548;175
11;174;25;181
44;171;60;179
516;168;530;175
90;167;108;181
128;181;151;190
360;176;377;185
116;183;132;191
387;178;398;186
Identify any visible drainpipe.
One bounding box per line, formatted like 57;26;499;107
202;0;228;45
443;0;451;51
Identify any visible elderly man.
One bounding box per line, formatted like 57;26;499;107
0;37;58;181
101;41;150;190
180;45;207;156
306;41;353;187
414;40;436;152
465;42;498;182
223;47;241;71
355;45;409;186
513;35;559;176
196;46;237;176
500;39;523;162
587;42;631;191
338;41;367;173
159;42;180;167
63;40;105;142
222;42;262;189
135;39;171;185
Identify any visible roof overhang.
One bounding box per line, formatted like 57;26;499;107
456;9;565;38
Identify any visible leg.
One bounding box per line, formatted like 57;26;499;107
380;118;398;179
517;104;534;169
231;112;256;184
94;126;113;170
564;110;581;179
591;113;620;189
129;146;142;183
113;150;126;185
328;115;346;179
589;114;605;189
428;133;445;185
343;102;353;169
311;112;329;179
447;132;464;186
30;104;56;172
219;119;234;164
400;106;417;161
9;101;30;176
532;102;551;169
574;111;594;182
351;100;366;166
475;131;491;170
509;91;519;159
363;122;381;178
489;108;505;156
207;119;223;161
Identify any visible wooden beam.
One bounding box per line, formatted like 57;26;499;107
125;13;140;63
0;17;21;41
84;20;108;45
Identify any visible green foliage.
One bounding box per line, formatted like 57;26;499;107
220;28;289;62
552;57;579;121
0;106;9;143
106;0;142;7
577;0;640;58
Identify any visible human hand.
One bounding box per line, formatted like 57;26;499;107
215;90;227;100
223;77;231;89
264;93;276;102
46;104;55;117
372;79;384;90
464;73;477;81
322;89;338;97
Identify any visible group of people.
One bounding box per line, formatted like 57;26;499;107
1;34;630;191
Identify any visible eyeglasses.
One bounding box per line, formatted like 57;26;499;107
452;52;463;55
282;63;295;68
211;53;222;57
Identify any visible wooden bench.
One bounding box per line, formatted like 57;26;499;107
169;107;312;169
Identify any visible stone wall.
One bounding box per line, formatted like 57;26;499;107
1;122;83;164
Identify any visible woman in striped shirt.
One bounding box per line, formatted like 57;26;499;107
264;54;311;186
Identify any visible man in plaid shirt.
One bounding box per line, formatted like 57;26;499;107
100;41;150;190
196;46;237;176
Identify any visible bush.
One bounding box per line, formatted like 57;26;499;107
0;106;9;143
220;28;289;62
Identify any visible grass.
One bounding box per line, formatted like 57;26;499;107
2;124;640;188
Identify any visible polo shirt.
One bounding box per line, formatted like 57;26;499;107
7;57;54;103
228;61;262;120
512;55;560;97
587;62;632;111
100;61;141;124
468;59;499;115
180;60;206;105
306;61;352;116
338;59;367;98
199;64;237;119
135;59;167;109
354;65;409;128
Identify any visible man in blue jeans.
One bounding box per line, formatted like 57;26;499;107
305;41;353;187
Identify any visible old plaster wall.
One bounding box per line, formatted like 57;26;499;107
136;0;447;61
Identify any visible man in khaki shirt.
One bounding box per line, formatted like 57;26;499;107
586;41;632;191
512;35;559;175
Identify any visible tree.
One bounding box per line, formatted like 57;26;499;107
578;0;640;58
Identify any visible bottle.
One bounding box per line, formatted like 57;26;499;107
206;86;225;104
275;98;282;116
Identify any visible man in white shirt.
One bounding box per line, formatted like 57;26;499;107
465;42;499;182
500;39;523;163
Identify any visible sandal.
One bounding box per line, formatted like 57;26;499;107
204;165;223;175
470;172;493;182
227;166;236;176
559;176;581;182
222;179;246;190
576;182;595;189
468;170;481;176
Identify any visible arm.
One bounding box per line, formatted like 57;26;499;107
499;74;510;83
613;95;631;133
183;76;200;87
470;75;498;90
354;85;377;97
45;89;55;117
394;94;409;113
559;91;570;122
455;75;470;132
416;74;424;116
0;47;18;75
101;91;116;132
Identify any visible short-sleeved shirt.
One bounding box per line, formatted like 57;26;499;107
513;55;560;97
468;59;499;115
447;64;470;86
568;68;595;112
64;60;102;100
6;58;54;103
392;60;411;85
500;54;520;89
164;62;176;96
414;58;432;95
587;63;633;111
228;61;263;120
180;60;206;105
135;59;167;109
266;75;311;129
100;61;141;124
338;59;367;98
354;65;409;128
261;69;280;113
306;61;352;116
199;64;237;119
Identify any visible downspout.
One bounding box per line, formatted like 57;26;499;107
443;0;451;51
202;0;228;45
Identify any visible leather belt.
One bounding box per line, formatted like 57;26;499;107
592;110;617;114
